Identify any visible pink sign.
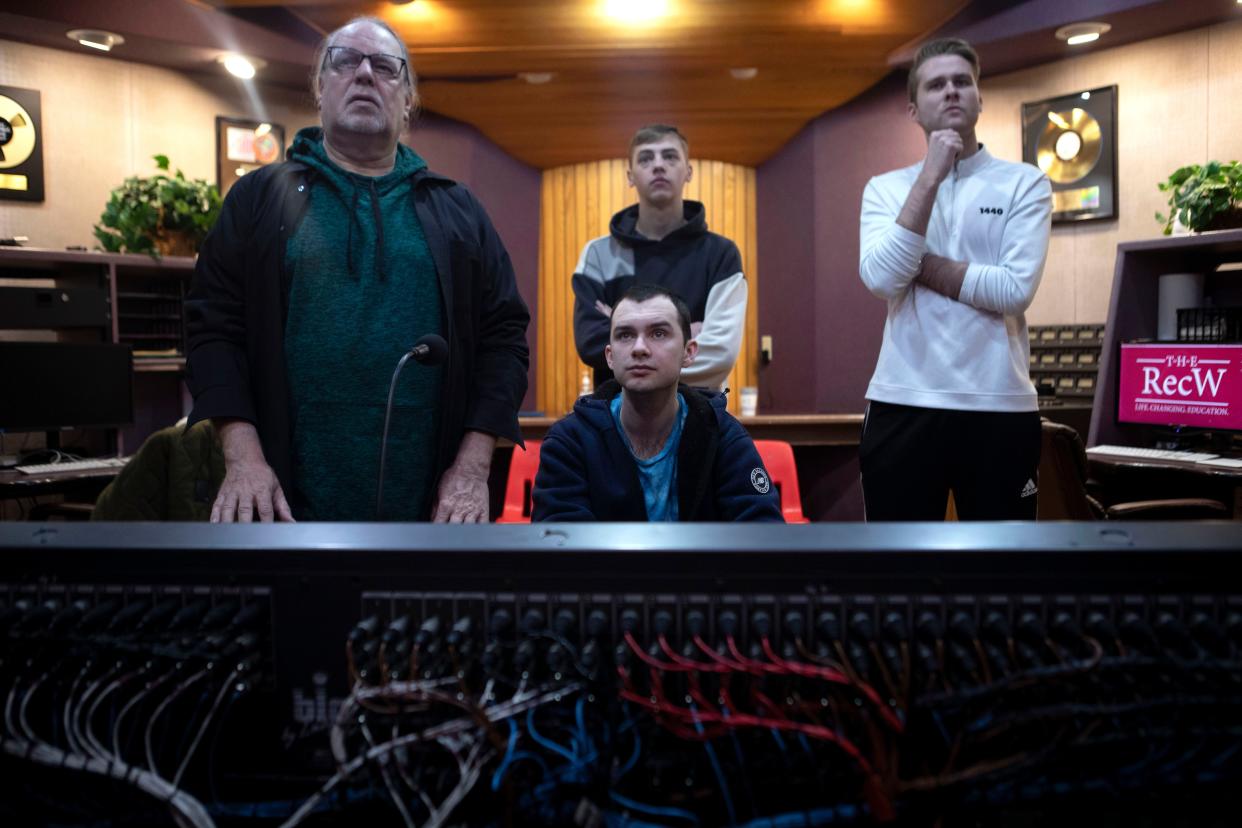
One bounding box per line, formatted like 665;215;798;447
1118;343;1242;430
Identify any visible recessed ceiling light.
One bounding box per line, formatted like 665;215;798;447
603;0;669;23
730;67;758;81
520;72;555;85
66;29;125;52
1055;22;1111;46
218;53;263;79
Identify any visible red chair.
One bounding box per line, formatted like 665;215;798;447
497;440;541;523
753;440;810;523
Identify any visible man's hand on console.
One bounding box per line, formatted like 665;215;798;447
431;430;496;524
211;419;294;523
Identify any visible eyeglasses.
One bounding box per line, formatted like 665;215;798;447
324;46;407;82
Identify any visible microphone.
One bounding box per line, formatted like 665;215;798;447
376;333;449;520
408;333;448;365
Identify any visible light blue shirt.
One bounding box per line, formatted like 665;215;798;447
610;394;688;522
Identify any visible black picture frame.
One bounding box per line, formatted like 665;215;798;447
1022;85;1118;224
0;85;45;203
215;117;286;198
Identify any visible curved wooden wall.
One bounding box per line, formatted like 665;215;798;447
537;158;758;416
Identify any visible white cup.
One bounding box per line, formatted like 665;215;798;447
740;386;758;417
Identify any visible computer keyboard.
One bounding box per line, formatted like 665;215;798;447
1086;445;1222;464
15;457;129;475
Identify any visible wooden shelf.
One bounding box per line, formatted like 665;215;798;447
1089;228;1242;447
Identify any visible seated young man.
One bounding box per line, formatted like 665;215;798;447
532;284;782;522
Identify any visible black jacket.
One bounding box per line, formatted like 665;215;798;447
531;381;783;522
185;144;530;500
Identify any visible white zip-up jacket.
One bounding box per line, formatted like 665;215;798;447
859;146;1051;412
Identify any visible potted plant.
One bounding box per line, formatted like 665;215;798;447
1156;160;1242;235
94;155;222;257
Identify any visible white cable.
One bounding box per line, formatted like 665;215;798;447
278;682;582;828
2;736;216;828
172;669;241;789
145;668;208;773
358;714;416;828
112;669;175;761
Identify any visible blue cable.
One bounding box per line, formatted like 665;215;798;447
720;703;756;817
576;695;596;757
690;702;737;826
608;790;700;825
618;722;642;778
797;733;815;762
526;706;580;765
492;718;553;791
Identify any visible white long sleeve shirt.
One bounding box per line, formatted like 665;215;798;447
859;146;1052;412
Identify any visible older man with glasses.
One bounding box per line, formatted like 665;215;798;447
186;16;530;523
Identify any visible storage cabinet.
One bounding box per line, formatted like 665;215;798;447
1090;228;1242;447
0;247;196;453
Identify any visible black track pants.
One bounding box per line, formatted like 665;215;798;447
859;401;1041;521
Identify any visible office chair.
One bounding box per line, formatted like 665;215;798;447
1038;419;1227;520
497;440;541;524
753;440;811;523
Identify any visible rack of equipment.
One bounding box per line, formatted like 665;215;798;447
2;523;1240;826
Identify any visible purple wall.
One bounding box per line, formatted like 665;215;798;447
407;113;541;411
757;72;927;414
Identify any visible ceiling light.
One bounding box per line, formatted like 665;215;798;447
520;72;554;85
219;54;261;79
730;67;758;81
1055;22;1111;46
66;29;125;52
603;0;669;23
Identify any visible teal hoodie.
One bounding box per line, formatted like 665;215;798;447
283;127;444;521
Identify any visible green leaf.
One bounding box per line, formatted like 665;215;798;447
153;154;170;171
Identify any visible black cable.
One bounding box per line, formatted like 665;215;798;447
375;334;448;520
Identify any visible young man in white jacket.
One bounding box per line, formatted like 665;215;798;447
858;38;1052;521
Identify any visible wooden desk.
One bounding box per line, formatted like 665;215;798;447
0;466;118;502
1087;455;1242;518
516;413;863;446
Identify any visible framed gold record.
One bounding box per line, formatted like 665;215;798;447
215;116;286;199
1022;86;1117;223
0;85;45;202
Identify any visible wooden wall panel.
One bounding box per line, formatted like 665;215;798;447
537;159;758;416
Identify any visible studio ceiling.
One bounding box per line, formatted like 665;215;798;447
204;0;971;168
5;0;1241;169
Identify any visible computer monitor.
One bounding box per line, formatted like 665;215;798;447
1116;342;1242;432
0;342;134;433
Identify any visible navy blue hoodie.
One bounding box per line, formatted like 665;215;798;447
532;381;783;522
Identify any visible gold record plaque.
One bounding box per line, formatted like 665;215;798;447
215;116;286;199
0;85;45;202
1022;86;1116;223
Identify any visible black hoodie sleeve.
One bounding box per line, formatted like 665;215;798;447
531;423;597;522
713;414;785;522
462;188;531;443
184;172;258;427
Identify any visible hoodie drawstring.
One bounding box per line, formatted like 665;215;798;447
346;184;360;280
369;179;386;282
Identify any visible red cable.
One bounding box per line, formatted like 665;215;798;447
619;688;876;775
659;634;729;673
761;637;904;733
